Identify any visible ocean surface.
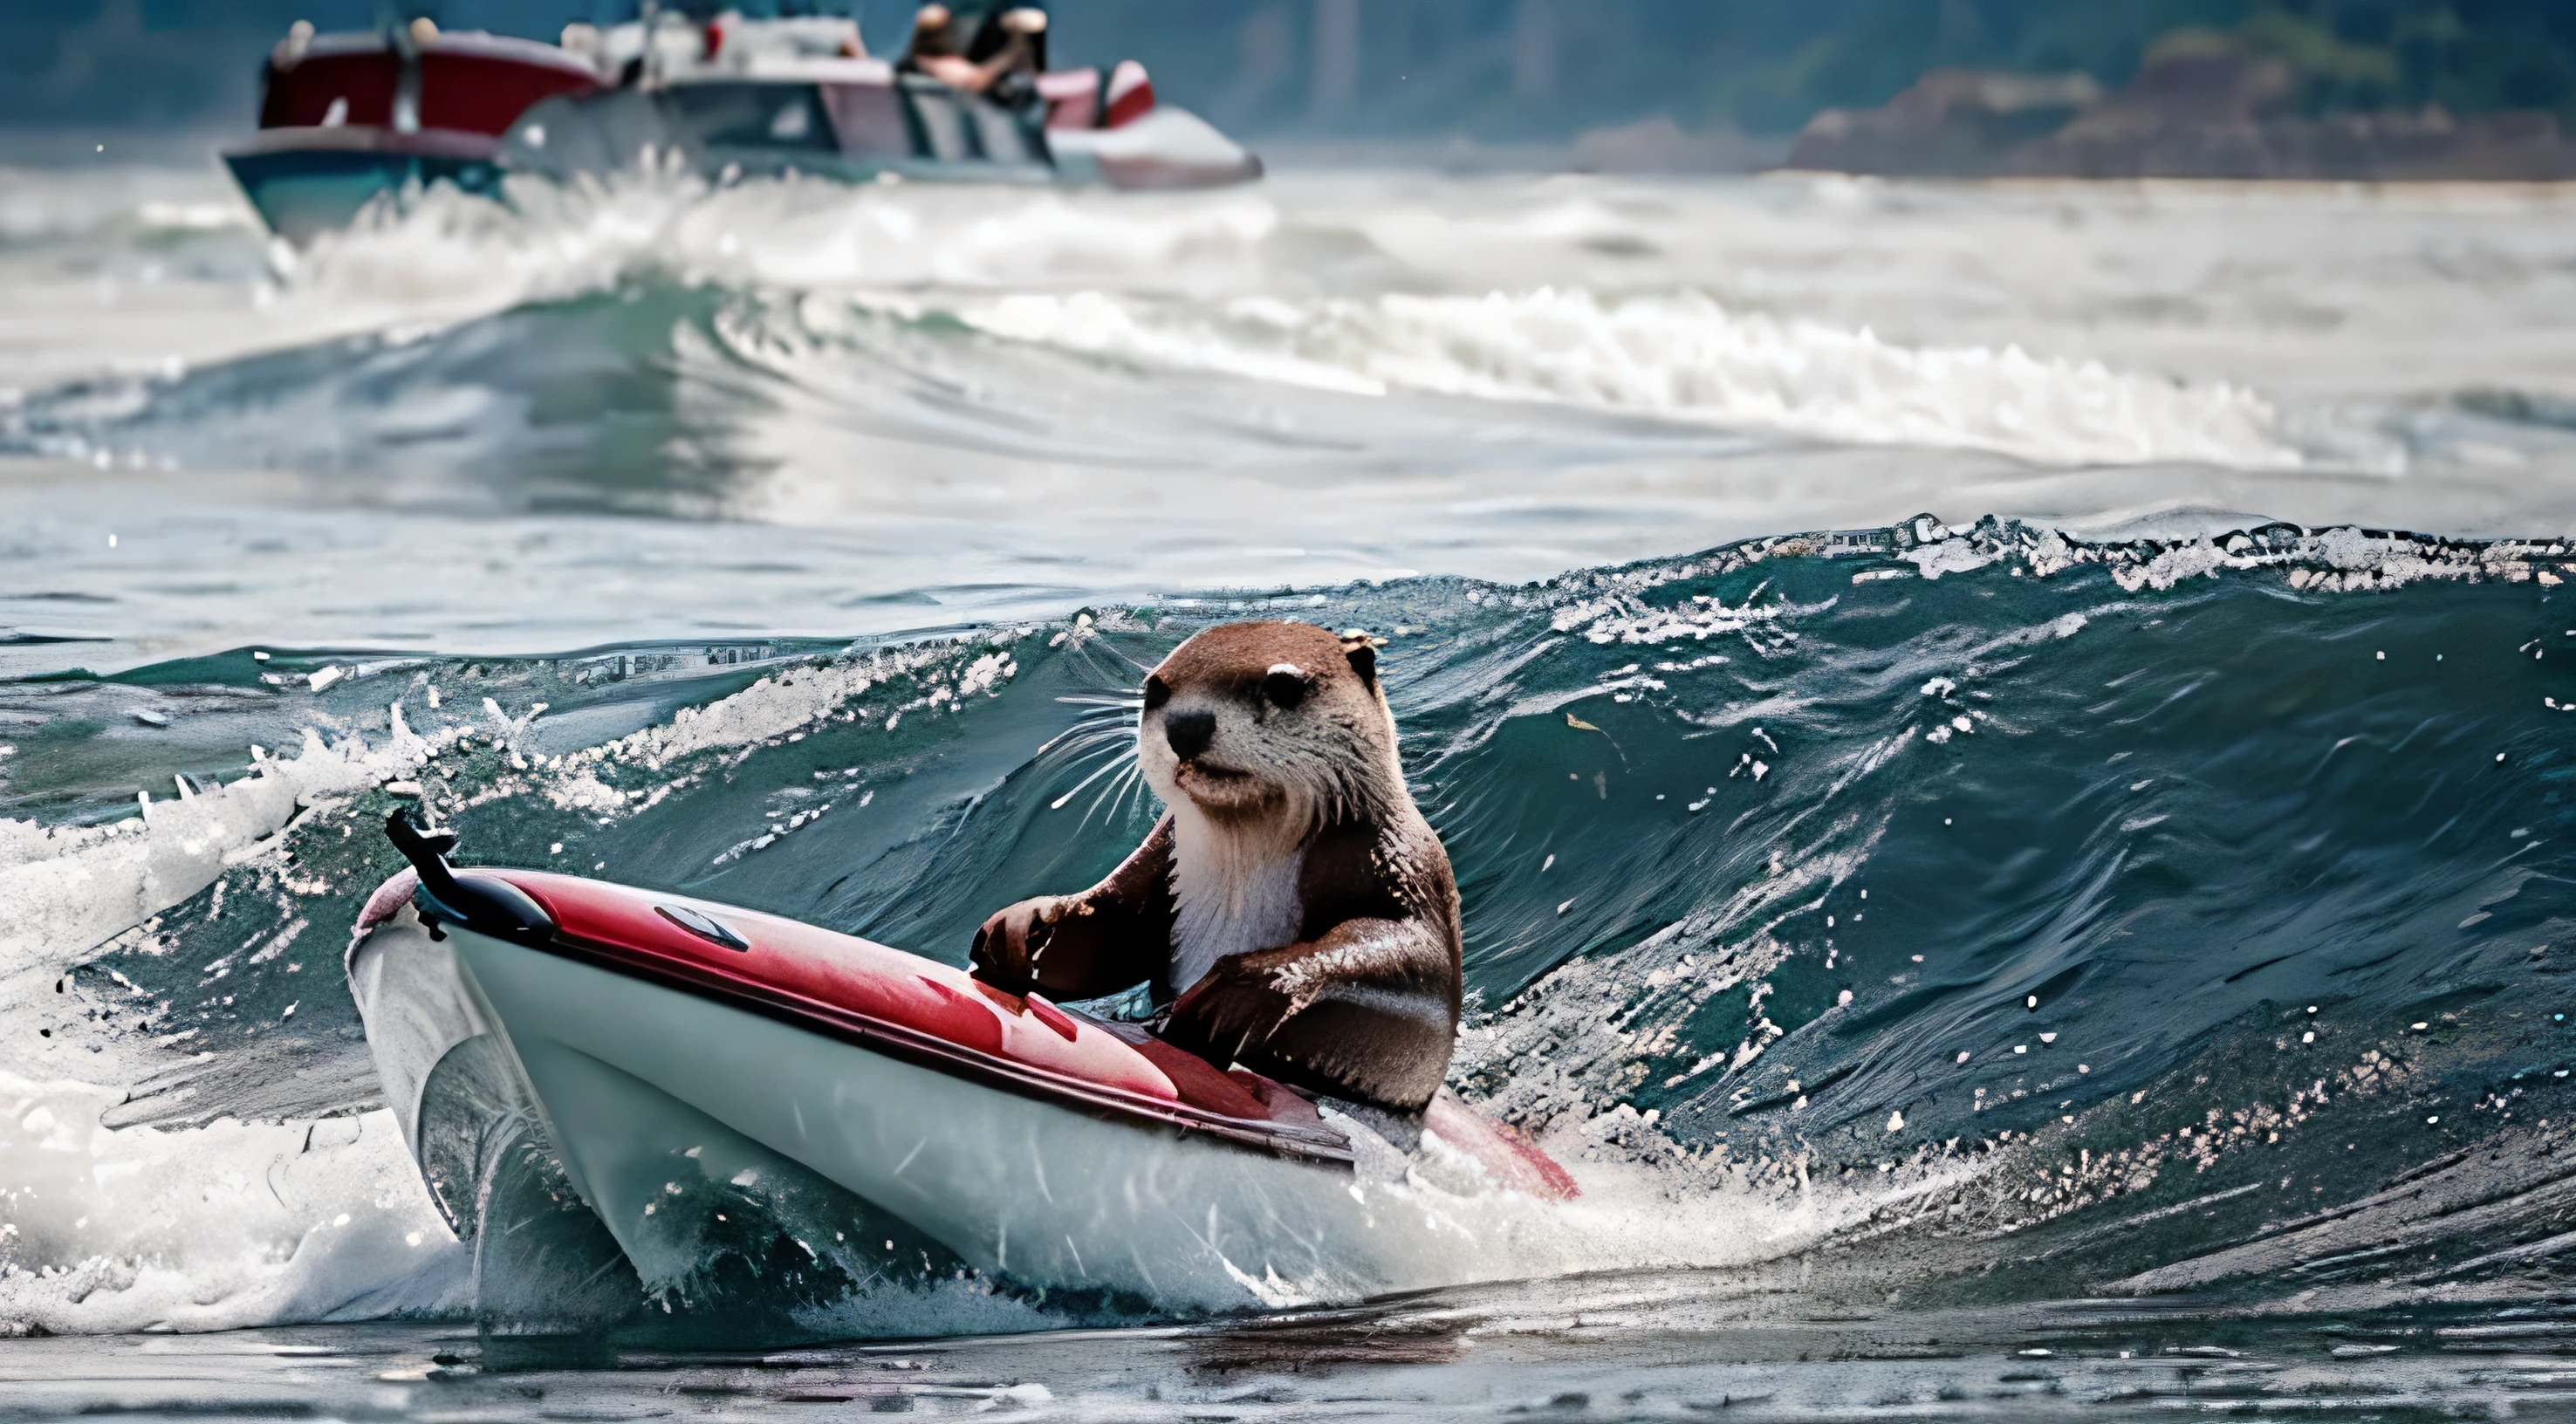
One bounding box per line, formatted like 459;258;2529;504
8;158;2576;1419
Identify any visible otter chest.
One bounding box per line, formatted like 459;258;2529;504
1168;838;1307;994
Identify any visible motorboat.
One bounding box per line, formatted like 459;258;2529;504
346;812;1572;1327
224;9;1264;245
221;21;599;245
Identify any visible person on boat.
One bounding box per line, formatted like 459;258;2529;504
964;3;1049;75
898;3;1045;96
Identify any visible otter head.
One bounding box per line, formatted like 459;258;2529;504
1138;621;1396;833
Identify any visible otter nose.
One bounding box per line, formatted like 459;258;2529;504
1163;708;1216;761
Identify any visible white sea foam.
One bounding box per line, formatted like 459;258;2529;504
0;1071;463;1336
0;640;1029;1334
22;163;2576;510
943;287;2302;469
45;168;2317;476
0;728;397;993
284;168;1279;318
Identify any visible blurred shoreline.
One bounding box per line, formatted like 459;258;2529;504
13;126;2576;186
1792;53;2576;182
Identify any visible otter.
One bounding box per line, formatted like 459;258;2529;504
970;621;1463;1113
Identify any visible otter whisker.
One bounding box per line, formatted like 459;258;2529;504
1093;643;1154;674
1038;722;1134;760
1039;706;1139;748
1079;759;1146;832
1035;726;1086;756
1050;747;1139;811
1035;689;1147;757
1076;759;1138;832
1107;772;1148;829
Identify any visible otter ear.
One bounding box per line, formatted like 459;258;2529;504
1339;628;1386;690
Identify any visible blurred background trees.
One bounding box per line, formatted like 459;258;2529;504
6;0;2572;142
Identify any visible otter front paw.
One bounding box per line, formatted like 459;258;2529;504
1163;951;1295;1059
969;895;1069;989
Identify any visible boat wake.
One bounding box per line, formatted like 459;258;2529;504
4;171;2377;485
937;285;2301;469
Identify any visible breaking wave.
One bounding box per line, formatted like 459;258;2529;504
942;286;2301;468
7;517;2576;1337
3;169;2328;483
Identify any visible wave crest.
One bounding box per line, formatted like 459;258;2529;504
950;286;2303;469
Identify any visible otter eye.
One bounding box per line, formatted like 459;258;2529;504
1263;667;1308;709
1142;675;1170;710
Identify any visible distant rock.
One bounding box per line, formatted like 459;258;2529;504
1787;51;2576;181
2018;51;2576;181
2003;50;2295;178
1788;69;2101;177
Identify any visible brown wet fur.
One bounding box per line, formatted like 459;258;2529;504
972;621;1463;1113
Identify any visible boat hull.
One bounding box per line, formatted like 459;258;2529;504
222;127;504;245
456;921;1389;1310
345;838;1573;1330
352;908;1392;1315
